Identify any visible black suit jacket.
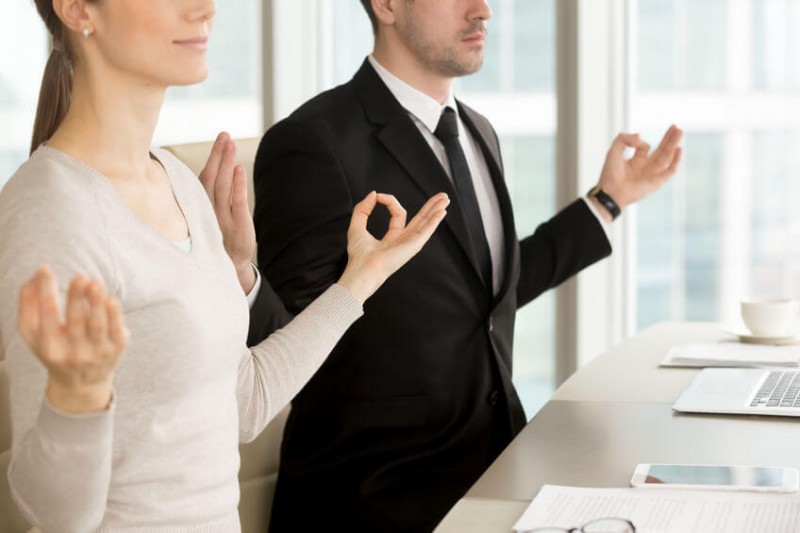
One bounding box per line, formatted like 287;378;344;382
249;60;611;532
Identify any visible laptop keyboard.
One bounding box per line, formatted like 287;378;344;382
750;371;800;408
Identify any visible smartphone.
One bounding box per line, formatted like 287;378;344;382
630;463;799;493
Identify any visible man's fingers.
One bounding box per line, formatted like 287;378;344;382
610;133;647;158
665;147;683;176
633;141;651;160
199;132;230;202
649;125;683;167
375;193;407;231
660;127;684;168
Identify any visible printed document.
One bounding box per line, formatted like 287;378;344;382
514;485;800;532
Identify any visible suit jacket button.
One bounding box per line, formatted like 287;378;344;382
488;390;499;406
488;317;494;332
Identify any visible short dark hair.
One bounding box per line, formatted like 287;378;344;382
359;0;378;36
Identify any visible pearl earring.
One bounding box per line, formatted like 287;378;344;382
82;27;90;40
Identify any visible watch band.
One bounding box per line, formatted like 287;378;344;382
587;185;621;220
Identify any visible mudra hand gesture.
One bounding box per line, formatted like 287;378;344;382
199;132;449;301
17;266;129;413
199;132;257;293
338;191;450;303
596;124;684;215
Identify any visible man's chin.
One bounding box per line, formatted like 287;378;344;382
438;58;484;78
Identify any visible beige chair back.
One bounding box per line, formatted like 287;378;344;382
1;354;35;532
162;137;261;216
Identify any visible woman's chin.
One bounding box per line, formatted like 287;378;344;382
170;69;210;87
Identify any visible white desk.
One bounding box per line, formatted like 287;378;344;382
435;322;799;532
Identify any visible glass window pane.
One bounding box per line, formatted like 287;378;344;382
0;5;47;189
638;0;727;91
634;0;800;332
751;130;800;296
504;136;556;416
752;0;800;91
513;0;556;92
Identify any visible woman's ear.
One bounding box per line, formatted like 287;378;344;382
52;0;94;37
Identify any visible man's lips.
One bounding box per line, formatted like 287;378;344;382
462;31;486;44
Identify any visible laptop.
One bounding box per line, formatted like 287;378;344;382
673;368;800;417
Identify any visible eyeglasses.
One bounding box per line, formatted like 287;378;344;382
521;517;636;533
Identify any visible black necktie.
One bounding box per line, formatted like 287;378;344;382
434;107;493;291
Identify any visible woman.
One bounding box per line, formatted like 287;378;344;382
0;0;449;531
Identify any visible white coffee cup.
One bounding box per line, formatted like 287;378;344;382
741;298;800;338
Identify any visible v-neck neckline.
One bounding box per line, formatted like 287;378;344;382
38;145;196;257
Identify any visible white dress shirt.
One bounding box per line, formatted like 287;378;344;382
369;56;506;295
368;56;611;296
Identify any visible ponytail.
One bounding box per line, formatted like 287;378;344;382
30;0;92;155
30;46;72;155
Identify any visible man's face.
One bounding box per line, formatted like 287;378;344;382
393;0;492;78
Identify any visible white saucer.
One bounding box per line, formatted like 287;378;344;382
722;325;800;345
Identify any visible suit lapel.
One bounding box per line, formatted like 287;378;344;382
458;102;519;305
352;61;487;287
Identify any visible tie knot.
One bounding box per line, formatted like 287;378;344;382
434;107;459;142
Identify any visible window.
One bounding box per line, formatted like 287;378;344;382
0;5;47;189
632;0;800;331
315;0;558;418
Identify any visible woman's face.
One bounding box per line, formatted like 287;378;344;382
86;0;216;87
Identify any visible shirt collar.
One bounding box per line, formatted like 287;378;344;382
368;55;459;134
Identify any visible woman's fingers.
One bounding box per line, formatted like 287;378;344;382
106;297;129;353
232;165;249;216
348;191;378;235
404;193;449;234
199;132;230;203
214;140;238;215
375;193;407;231
36;265;65;363
86;281;108;344
65;275;89;342
17;273;41;347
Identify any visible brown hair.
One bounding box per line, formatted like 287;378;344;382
30;1;86;154
359;0;378;36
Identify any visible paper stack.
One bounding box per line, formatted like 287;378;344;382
660;342;800;368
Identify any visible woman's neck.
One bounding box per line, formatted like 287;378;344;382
47;67;166;181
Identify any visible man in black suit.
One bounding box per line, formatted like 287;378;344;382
249;1;683;531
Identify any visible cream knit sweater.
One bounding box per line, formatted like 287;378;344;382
0;147;363;532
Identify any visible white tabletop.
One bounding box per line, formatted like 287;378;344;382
435;322;795;532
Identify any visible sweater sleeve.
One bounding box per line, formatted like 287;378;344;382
236;284;363;442
0;157;118;531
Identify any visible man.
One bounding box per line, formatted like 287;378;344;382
249;1;683;531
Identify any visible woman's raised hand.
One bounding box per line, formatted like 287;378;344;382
337;192;449;303
17;265;129;413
